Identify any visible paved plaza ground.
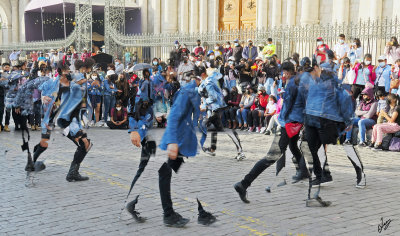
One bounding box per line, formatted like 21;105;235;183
1;127;400;236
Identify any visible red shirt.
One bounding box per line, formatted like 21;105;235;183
315;44;330;63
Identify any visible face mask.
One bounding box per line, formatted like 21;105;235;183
229;61;234;65
317;41;323;46
339;39;344;44
365;60;371;65
379;62;386;67
38;71;42;77
92;76;97;80
209;55;215;60
197;43;201;46
116;107;121;111
225;45;230;49
175;44;179;48
269;101;274;105
195;61;202;67
222;91;228;96
249;43;253;46
153;61;158;65
333;60;338;64
214;46;219;50
235;43;239;47
183;59;188;63
115;62;120;65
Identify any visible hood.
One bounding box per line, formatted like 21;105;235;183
360;86;374;100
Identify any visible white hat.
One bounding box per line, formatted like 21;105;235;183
378;55;386;61
255;56;263;61
228;56;235;61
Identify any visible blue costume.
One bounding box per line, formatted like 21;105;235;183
196;69;245;160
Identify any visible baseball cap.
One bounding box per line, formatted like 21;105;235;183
378;55;386;61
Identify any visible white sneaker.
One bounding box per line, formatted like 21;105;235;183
256;127;261;133
63;127;70;136
260;127;266;133
236;152;246;161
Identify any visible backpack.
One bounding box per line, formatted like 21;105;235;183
389;137;400;152
382;134;394;151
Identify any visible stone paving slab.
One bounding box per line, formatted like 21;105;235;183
1;127;400;236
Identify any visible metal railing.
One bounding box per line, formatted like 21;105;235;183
111;17;400;63
1;16;400;64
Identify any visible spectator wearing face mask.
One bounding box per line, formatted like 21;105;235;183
351;54;376;99
213;44;223;57
242;39;258;62
177;56;194;86
236;86;256;130
261;38;276;59
115;59;124;75
107;101;128;129
333;34;350;64
151;58;163;73
223;42;233;62
223;56;239;91
194;39;205;56
233;39;243;64
88;72;103;126
314;37;330;64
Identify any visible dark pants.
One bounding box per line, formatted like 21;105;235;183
247;110;264;128
351;84;365;100
241;127;302;189
107;120;128;129
0;94;4;127
224;107;238;122
12;108;22;128
5;108;11;126
29;100;41;126
264;116;272;128
305;125;331;179
159;155;184;216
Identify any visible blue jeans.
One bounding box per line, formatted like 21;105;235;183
236;108;249;125
103;95;112;121
346;117;376;143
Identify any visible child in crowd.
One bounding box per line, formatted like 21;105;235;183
261;95;277;133
376;90;388;124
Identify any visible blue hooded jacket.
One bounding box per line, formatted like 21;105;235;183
159;80;201;157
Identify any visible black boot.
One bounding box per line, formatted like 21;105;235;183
33;144;47;163
66;162;89;182
197;198;217;225
292;156;310;184
25;153;35;172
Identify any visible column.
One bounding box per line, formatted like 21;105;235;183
286;0;296;26
393;0;400;19
332;0;349;24
271;0;282;27
152;0;161;34
199;0;207;32
206;0;218;32
162;0;178;33
11;0;19;42
189;0;199;33
139;0;148;33
257;0;268;29
359;0;382;21
300;0;319;25
179;0;189;32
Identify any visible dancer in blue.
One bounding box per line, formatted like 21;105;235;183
198;66;246;160
29;59;94;182
158;75;216;227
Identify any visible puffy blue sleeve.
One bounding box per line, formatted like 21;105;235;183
128;109;153;141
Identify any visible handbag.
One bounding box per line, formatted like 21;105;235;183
285;122;303;138
389;137;400;152
390;78;399;89
345;69;356;84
